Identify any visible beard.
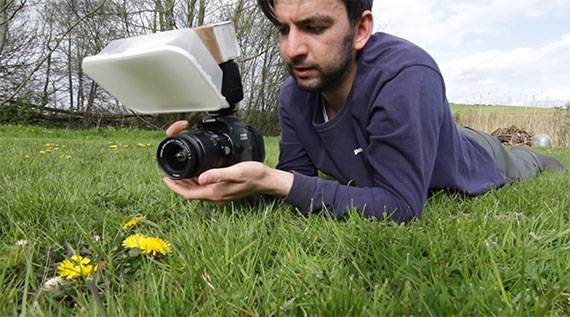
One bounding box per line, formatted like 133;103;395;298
285;29;356;92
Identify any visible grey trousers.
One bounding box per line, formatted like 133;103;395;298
458;126;540;182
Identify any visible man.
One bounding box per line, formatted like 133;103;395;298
163;0;567;223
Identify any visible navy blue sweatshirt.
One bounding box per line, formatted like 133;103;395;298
276;33;506;222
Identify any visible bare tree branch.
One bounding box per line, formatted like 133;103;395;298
0;0;107;106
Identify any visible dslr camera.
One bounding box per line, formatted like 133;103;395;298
83;22;265;179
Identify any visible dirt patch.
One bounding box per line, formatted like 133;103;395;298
491;125;533;146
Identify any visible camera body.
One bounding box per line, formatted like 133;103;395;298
157;114;265;179
157;60;265;179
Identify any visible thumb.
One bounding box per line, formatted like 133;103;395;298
198;169;223;185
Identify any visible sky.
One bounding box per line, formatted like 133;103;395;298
371;0;570;107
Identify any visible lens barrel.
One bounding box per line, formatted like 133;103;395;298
157;131;235;179
157;134;199;179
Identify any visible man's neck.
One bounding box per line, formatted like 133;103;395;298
321;60;358;120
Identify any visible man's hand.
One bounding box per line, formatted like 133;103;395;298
162;120;293;205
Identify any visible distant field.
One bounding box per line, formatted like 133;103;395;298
450;103;561;114
450;104;569;147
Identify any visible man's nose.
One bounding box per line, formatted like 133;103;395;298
282;29;309;59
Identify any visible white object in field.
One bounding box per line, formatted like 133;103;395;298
82;22;240;114
532;134;553;148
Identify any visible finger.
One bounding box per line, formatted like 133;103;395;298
165;120;189;137
163;177;202;199
163;177;230;202
198;167;237;185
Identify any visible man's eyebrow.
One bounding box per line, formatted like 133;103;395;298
297;15;334;25
275;14;334;27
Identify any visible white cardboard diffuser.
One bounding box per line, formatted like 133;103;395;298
82;27;233;113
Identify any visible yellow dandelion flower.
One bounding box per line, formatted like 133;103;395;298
123;216;147;230
54;147;60;151
40;150;46;154
109;145;118;149
121;144;129;148
25;154;30;159
137;143;146;147
66;155;71;159
122;234;147;249
57;255;98;280
140;237;171;256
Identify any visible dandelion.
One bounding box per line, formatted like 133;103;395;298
122;234;147;249
123;216;147;230
40;150;46;154
57;255;98;280
140;237;171;256
24;154;30;159
109;144;118;149
66;155;71;159
121;144;129;148
137;143;146;147
122;234;171;256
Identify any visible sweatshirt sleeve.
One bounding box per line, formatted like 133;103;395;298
282;66;446;223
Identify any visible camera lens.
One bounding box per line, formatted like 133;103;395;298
164;143;188;171
157;136;200;179
157;131;236;179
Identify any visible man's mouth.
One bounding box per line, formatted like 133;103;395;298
292;66;314;78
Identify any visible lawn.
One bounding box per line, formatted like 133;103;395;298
1;124;569;315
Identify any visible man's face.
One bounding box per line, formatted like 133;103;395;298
274;0;357;92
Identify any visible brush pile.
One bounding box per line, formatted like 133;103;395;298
491;125;533;146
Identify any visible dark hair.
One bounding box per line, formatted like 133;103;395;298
257;0;373;26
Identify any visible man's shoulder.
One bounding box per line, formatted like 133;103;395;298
278;77;317;110
361;32;440;75
279;77;314;100
280;76;297;91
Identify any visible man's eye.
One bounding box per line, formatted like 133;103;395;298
307;26;325;34
277;28;289;35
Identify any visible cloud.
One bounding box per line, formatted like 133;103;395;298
372;0;569;49
440;33;570;106
372;0;570;106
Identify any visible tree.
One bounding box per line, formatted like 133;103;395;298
1;0;286;134
0;0;39;102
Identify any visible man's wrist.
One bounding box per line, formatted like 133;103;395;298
265;168;294;198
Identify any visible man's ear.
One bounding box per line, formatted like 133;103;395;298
353;11;373;51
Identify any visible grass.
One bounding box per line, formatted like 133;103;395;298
1;124;569;315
